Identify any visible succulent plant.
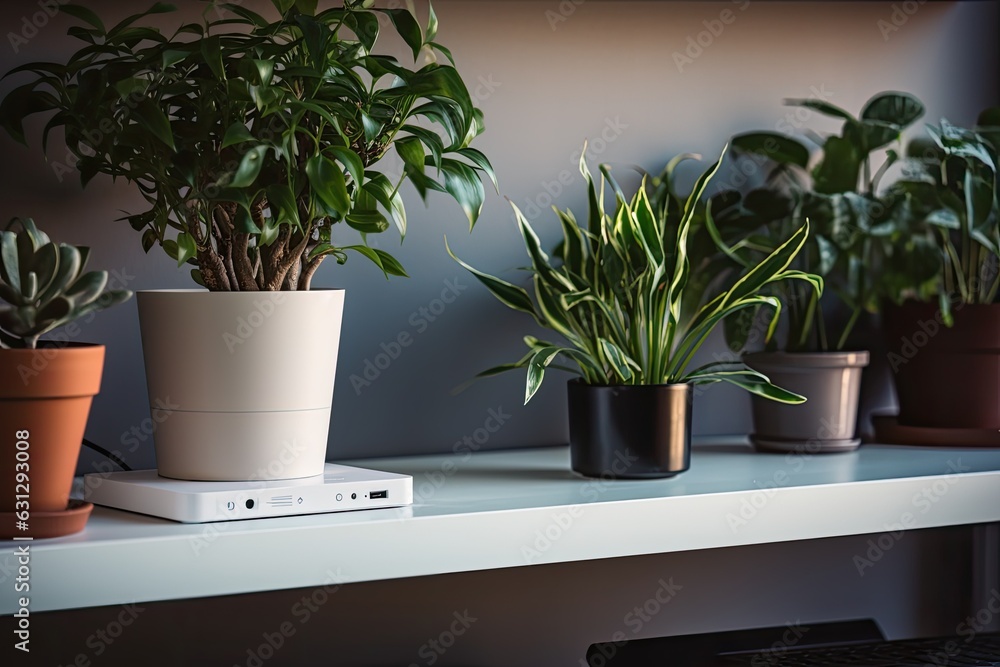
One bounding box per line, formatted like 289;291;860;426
0;218;132;349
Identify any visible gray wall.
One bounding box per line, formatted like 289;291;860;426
0;1;997;473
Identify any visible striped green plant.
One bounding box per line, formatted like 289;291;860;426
450;147;822;404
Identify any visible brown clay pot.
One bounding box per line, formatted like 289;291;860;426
0;344;105;513
882;301;1000;429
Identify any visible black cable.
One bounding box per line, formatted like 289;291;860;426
82;438;132;472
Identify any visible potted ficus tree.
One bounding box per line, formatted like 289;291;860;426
715;91;925;452
875;109;1000;437
1;218;131;538
449;148;818;479
1;1;496;480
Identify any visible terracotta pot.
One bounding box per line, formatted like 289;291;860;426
883;301;1000;428
0;344;104;513
744;351;869;453
567;381;691;479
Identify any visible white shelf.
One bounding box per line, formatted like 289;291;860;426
3;439;1000;613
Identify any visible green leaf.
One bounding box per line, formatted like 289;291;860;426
175;232;196;266
0;84;58;145
925;208;961;229
141;228;157;253
306;155;350;217
813;136;860;194
343;245;403;279
200;35;225;79
131;99;175;151
266;184;301;230
385;8;423;60
0;231;20;291
446;238;540;320
426;2;439;42
441;158;485;228
429;41;455;66
396;137;425;176
345;209;390;234
525;346;563;404
229;145;268;188
360;112;381;143
347;11;379;52
363;174;406;237
731;132;810;169
457;147;499;193
372;249;408;277
599;338;636;382
221;122;254;149
785;98;856;123
686;367;806;404
860;92;925;128
328;146;365;188
61;4;106;32
252;59;275;86
161;48;188;68
294;0;318;15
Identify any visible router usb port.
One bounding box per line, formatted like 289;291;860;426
370;490;388;500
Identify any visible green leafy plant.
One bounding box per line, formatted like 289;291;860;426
449;148;820;404
715;91;925;351
0;0;496;290
876;110;1000;322
0;218;132;349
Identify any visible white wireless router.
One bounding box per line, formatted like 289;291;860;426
83;464;413;523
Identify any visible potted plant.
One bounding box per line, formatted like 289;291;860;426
715;91;925;452
0;218;131;538
875;109;1000;434
1;1;496;480
449;148;817;478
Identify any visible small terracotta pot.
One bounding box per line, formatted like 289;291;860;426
0;344;105;513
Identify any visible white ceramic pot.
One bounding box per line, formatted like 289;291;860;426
137;289;345;481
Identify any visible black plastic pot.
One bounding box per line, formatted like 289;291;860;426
567;381;691;479
883;301;1000;429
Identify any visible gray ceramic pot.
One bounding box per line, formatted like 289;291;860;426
744;351;870;453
